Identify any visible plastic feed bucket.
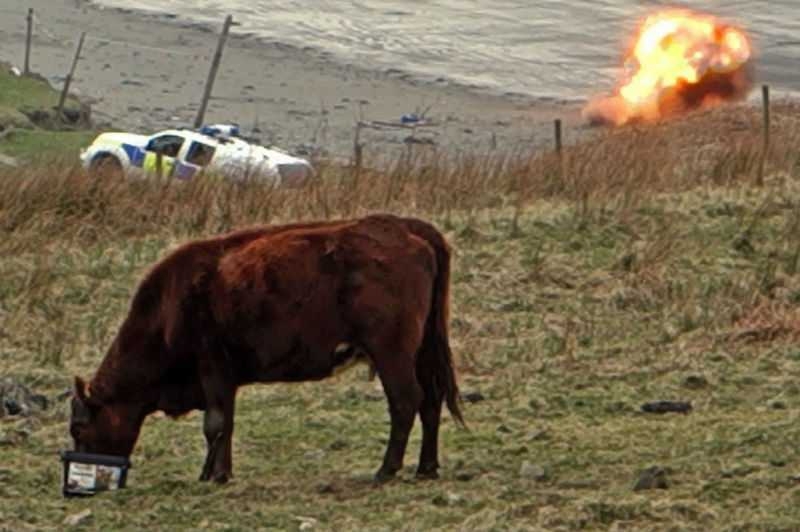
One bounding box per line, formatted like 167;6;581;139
60;451;131;497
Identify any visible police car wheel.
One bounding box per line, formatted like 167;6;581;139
89;155;123;179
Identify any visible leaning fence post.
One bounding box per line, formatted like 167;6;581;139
155;152;163;179
353;121;363;174
57;32;85;120
194;15;233;128
24;8;33;75
762;84;771;152
757;84;770;187
554;118;563;154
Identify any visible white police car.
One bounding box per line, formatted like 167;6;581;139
79;124;315;187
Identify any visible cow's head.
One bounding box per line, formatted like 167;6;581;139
69;376;144;457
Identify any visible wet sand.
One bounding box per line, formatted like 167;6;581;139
0;0;587;157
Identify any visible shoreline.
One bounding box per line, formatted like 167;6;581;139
0;0;590;158
88;0;589;107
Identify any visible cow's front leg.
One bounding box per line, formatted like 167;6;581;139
198;373;236;483
200;406;233;482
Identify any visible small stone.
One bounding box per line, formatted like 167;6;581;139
302;450;325;461
432;492;464;506
767;399;787;410
328;439;347;451
682;375;709;390
316;482;337;494
641;401;692;414
455;471;477;482
497;424;512;434
3;398;21;416
526;428;550;441
0;378;49;418
732;234;755;254
364;390;384;402
431;494;448;507
519;461;548;481
63;509;92;527
633;466;669;491
446;492;464;505
461;391;485;404
295;516;317;531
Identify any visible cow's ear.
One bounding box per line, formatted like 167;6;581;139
74;376;91;403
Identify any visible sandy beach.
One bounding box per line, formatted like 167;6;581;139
0;0;587;158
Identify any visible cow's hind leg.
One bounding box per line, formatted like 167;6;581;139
198;356;236;483
371;353;423;484
415;360;444;480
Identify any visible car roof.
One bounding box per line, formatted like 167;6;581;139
156;129;245;148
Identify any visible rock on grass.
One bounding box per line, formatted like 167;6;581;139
633;466;669;491
0;378;49;418
63;509;92;527
519;461;548;481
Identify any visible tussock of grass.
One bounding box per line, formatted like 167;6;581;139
2;103;800;530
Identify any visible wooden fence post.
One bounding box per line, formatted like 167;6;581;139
554;119;563;154
194;15;233;129
24;8;33;75
155;152;163;179
757;84;770;187
353;121;363;173
57;32;86;120
762;85;770;151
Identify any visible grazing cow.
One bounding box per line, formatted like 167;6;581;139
70;214;464;483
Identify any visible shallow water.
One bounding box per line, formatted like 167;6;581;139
95;0;798;99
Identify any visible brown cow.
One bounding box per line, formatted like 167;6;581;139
70;214;463;484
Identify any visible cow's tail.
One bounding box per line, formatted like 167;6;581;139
411;220;465;427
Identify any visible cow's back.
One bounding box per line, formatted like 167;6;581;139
207;216;437;383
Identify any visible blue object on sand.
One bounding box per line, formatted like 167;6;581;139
200;124;241;138
401;114;420;124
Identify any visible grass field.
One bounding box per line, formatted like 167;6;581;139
0;67;93;163
1;101;800;531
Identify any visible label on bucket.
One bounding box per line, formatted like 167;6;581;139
66;462;122;492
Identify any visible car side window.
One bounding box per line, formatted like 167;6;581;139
146;135;184;158
186;141;216;167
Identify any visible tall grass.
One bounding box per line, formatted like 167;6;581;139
2;102;797;255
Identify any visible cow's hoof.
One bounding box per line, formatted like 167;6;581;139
211;472;231;484
372;468;397;485
415;467;439;480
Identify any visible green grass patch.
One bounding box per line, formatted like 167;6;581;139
0;69;75;111
0;129;97;161
0;68;92;162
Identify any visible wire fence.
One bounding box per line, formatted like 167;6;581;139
0;5;233;130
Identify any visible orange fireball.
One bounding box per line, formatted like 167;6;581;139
584;9;754;126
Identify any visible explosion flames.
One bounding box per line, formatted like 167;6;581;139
584;9;755;127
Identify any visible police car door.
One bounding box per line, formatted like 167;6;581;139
175;140;217;181
143;134;184;178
